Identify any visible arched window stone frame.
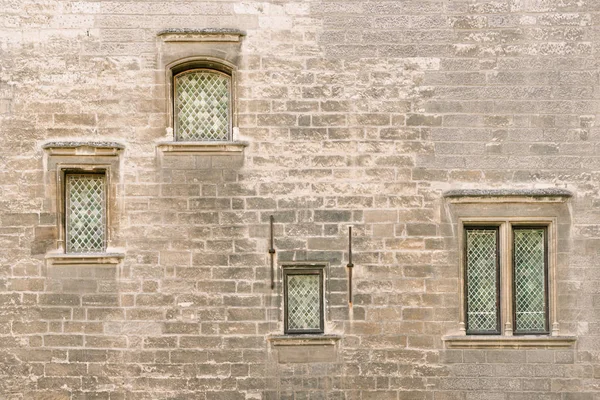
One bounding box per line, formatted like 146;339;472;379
156;29;247;155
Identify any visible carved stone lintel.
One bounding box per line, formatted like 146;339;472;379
158;28;245;43
42;142;124;157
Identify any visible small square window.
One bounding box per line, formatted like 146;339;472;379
283;267;324;334
174;69;232;141
65;173;107;253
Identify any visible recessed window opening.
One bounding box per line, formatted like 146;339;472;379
65;172;107;253
283;267;325;335
173;68;232;141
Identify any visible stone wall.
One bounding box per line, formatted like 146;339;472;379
0;0;599;399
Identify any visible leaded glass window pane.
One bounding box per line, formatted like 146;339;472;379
66;174;106;253
285;272;322;333
465;228;499;333
514;228;547;333
175;70;231;141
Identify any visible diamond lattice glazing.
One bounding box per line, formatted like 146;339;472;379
514;229;546;332
66;174;106;253
466;229;499;332
287;274;321;331
175;70;230;141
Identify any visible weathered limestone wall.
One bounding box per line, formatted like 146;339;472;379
0;0;599;399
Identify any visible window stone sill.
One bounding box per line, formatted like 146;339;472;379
157;141;247;155
268;334;341;347
443;335;576;349
45;252;125;266
42;141;124;157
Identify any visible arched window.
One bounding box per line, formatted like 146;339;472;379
174;68;232;141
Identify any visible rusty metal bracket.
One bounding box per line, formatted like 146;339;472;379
347;226;354;305
269;215;276;289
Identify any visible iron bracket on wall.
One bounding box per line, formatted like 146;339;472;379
269;215;275;289
347;226;354;305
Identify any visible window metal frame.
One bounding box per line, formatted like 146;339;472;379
512;226;549;335
282;266;325;335
63;170;108;254
464;226;501;335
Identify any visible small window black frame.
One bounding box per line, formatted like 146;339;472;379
283;267;325;335
63;171;107;254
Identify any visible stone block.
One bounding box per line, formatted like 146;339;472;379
276;345;337;363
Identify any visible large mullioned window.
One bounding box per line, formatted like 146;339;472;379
465;226;548;335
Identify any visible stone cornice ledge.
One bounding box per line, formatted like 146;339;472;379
268;334;341;346
42;141;124;157
443;335;576;349
158;28;245;42
444;188;572;203
157;141;248;155
46;252;125;266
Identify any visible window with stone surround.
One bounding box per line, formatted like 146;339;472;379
268;262;339;363
465;224;549;335
155;29;248;155
65;173;107;253
283;265;325;335
42;142;125;266
442;189;576;349
173;67;232;141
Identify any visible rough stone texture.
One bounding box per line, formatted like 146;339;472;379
0;0;599;399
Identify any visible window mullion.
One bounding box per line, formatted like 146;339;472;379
503;222;514;336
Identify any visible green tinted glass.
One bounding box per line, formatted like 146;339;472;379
514;228;547;333
175;70;230;141
287;274;321;331
66;174;106;253
466;228;499;333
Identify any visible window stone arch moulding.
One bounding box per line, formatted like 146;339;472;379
156;28;248;155
441;188;576;349
41;142;125;268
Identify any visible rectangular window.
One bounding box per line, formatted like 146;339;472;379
65;173;106;253
174;69;232;141
513;227;548;334
464;224;549;336
465;227;500;334
283;268;324;334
